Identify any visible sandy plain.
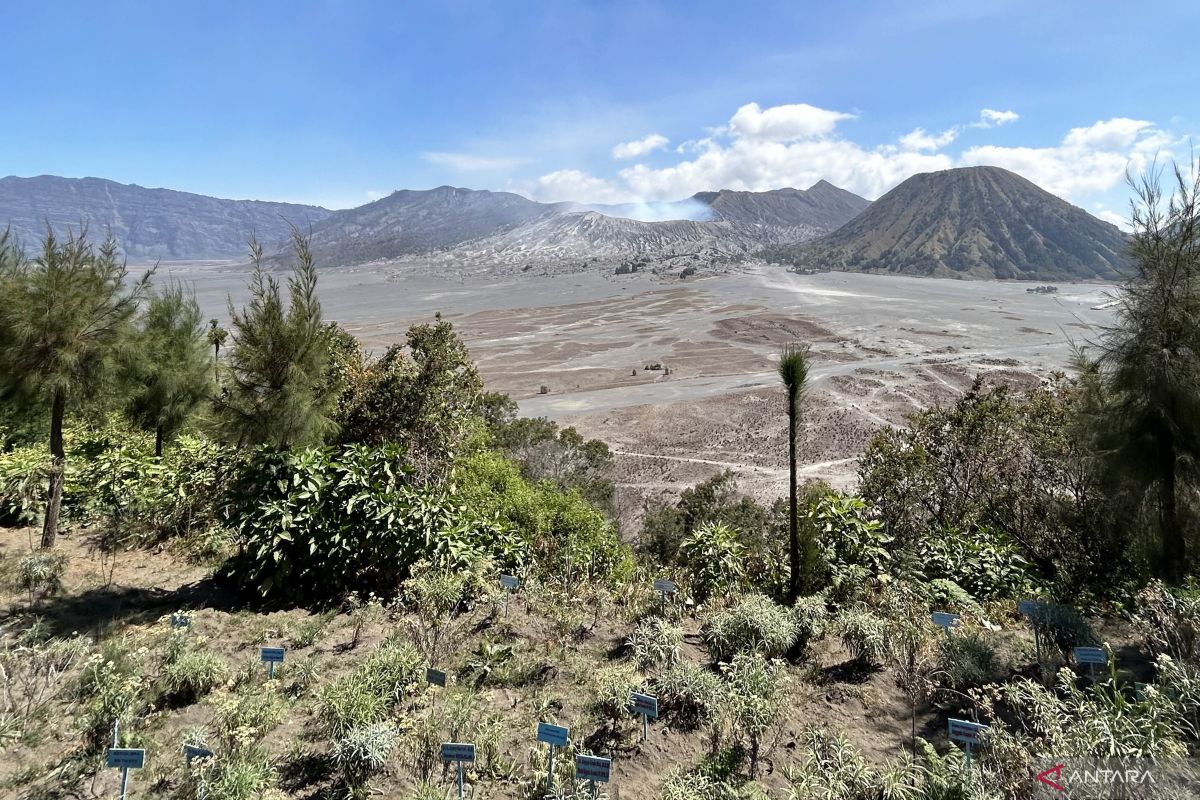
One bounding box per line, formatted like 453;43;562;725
149;259;1116;525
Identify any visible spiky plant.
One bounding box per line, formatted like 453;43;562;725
778;344;810;603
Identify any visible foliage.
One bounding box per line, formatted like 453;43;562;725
937;631;1000;693
16;551;68;604
721;652;789;777
76;643;146;751
805;491;889;601
832;607;888;666
0;228;152;547
0;444;48;526
681;522;749;601
779;343;811;604
336;314;483;484
1134;580;1200;664
704;594;825;662
1078;162;1200;582
332;721;399;799
0;627;87;744
655;661;727;729
1029;602;1097;657
859;376;1108;591
628;618;684;671
161;642;229;704
491;415;614;513
216;233;337;448
123;279;211;455
222;443;500;601
316;641;422;738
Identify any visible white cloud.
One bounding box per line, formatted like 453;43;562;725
1092;208;1129;229
516;100;1181;212
960;117;1172;198
422;152;532;171
899;126;959;152
612;133;669;159
532;169;629;204
975;108;1020;127
726;101;856;142
364;189;386;202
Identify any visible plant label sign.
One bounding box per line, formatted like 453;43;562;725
170;614;191;629
947;719;988;746
575;753;612;783
1017;600;1040;617
106;748;146;769
500;574;520;591
260;647;285;663
1074;646;1107;665
931;611;960;632
426;668;447;687
184;744;213;764
653;578;677;595
441;743;476;763
537;722;570;748
630;692;659;719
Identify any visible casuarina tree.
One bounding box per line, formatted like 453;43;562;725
0;229;150;548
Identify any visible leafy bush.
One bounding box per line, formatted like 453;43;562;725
196;745;276;800
655;661;726;728
212;684;286;752
316;642;421;737
76;644;145;751
704;594;822;662
1030;602;1096;657
332;721;399;799
0;445;48;526
832;607;888;666
936;631;1000;692
913;525;1036;600
721;653;789;778
16;551;68;605
590;663;641;723
0;629;88;743
222;444;501;601
162;646;229;704
628;618;683;671
1134;580;1200;664
808;493;889;594
680;522;748;601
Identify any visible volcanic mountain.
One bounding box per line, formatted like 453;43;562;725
300;182;871;268
769;166;1129;280
0;175;331;260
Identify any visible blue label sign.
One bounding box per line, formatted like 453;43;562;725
426;668;447;687
575;753;612;782
1017;600;1040;617
184;744;213;764
441;742;476;763
500;574;520;590
537;722;570;747
653;578;677;594
1074;646;1107;666
931;611;960;630
947;719;988;745
260;647;286;663
630;692;659;718
106;748;146;769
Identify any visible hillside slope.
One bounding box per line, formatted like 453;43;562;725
769;166;1129;280
0;175;331;259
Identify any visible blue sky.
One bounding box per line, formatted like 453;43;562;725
4;1;1197;224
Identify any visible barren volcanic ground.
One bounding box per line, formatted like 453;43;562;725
157;260;1115;526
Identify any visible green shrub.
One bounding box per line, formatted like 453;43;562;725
1134;580;1200;664
721;653;788;778
655;661;726;728
316;642;421;737
196;745;276;800
937;632;1000;692
212;685;286;752
0;445;48;526
914;526;1036;600
591;663;640;723
162;647;228;704
332;721;399;799
704;594;822;663
628;618;683;671
1030;602;1096;657
76;646;145;751
16;551;68;605
663;767;768;800
832;607;888;666
680;522;747;601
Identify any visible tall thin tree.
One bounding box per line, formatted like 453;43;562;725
126;280;212;457
1083;161;1200;581
0;229;150;548
779;344;810;603
216;232;337;448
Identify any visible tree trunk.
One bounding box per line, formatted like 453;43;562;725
787;388;799;604
40;389;66;550
1160;433;1183;582
155;424;165;459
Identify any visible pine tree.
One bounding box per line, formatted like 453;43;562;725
126;280;212;457
1083;162;1200;581
216;232;337;448
0;229;150;548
